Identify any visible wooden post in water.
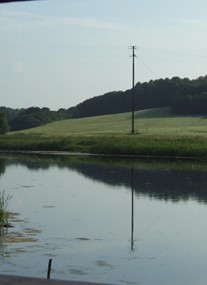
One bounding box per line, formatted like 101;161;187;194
47;258;52;279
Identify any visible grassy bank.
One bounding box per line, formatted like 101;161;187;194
0;133;206;158
0;107;207;158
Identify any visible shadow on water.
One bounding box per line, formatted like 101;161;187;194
1;153;206;204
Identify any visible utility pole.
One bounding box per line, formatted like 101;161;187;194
129;46;136;134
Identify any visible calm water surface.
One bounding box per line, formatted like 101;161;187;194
0;154;207;285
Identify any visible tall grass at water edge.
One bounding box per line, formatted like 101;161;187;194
0;190;12;226
0;133;206;158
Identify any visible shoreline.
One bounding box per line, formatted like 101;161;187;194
0;149;206;162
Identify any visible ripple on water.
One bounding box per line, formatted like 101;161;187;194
95;260;114;269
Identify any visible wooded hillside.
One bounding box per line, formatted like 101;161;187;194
72;76;207;118
1;75;207;131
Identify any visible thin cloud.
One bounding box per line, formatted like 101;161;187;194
58;17;130;32
0;10;131;32
177;18;207;30
12;60;24;80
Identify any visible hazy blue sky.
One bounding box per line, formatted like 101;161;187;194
1;0;207;109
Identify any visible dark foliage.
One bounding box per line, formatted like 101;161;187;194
0;110;9;134
72;91;128;117
172;76;207;114
73;76;207;118
0;106;73;131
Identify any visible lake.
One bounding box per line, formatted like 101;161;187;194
0;153;207;285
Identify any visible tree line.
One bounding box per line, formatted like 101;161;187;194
71;76;207;118
0;106;73;134
0;75;207;133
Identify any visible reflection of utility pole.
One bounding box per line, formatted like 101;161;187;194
131;168;134;251
129;46;136;134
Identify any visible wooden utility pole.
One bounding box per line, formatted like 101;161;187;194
130;46;136;134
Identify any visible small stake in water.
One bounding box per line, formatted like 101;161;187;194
47;258;52;279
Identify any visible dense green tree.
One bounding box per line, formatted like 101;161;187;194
0;111;9;134
74;76;207;118
9;106;73;131
172;92;207;115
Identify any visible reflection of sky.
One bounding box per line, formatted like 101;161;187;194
0;158;207;284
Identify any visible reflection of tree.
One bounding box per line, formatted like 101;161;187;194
69;162;207;204
0;159;6;177
1;153;207;203
0;227;9;263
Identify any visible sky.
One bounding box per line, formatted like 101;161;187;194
1;0;207;110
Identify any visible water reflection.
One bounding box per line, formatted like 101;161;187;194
131;168;134;251
0;153;207;284
1;153;207;255
0;227;9;263
1;153;207;204
0;158;6;177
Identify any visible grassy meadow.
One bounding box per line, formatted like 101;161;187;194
0;107;207;158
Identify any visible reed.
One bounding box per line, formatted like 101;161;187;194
0;190;12;227
0;133;206;158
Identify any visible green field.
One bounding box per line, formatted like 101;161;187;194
13;107;207;138
0;107;207;158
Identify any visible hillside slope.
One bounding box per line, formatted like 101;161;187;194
14;107;207;138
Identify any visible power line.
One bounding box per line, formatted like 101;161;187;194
137;55;159;79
